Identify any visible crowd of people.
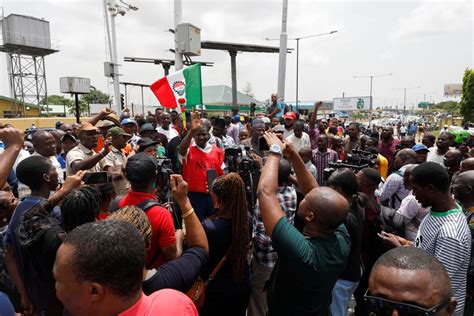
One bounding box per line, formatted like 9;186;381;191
0;97;473;316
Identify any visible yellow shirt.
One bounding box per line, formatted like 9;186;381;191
378;154;388;180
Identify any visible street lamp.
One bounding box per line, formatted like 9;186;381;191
266;30;338;111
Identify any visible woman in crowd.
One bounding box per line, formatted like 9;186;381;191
200;173;251;316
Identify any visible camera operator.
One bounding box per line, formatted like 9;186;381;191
179;111;224;221
240;119;266;158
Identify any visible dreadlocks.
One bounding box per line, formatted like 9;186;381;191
210;172;249;282
61;186;102;233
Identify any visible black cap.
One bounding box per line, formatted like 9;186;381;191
125;152;157;184
60;133;77;143
140;123;155;133
138;137;160;152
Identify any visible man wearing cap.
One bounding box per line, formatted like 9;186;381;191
412;143;429;164
121;118;141;145
281;112;296;138
241;119;267;158
57;133;77;179
156;112;179;142
140;123;158;139
227;115;241;145
66;122;111;176
103;127;131;195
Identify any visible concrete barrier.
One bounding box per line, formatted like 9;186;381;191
0;117;90;130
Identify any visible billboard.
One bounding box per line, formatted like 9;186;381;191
444;84;462;97
333;96;371;111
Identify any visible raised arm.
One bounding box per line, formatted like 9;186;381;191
256;132;286;235
87;108;117;126
284;142;318;194
178;111;201;157
0;128;24;188
171;174;209;252
309;101;322;129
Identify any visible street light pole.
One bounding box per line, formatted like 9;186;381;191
267;30;337;112
277;0;288;104
353;73;392;125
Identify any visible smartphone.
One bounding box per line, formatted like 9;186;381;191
206;169;218;192
258;136;270;151
83;172;109;185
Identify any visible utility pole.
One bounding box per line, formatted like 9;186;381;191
353;73;392;125
393;86;420;112
174;0;183;71
277;0;288;103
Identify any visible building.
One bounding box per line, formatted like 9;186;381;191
0;95;40;117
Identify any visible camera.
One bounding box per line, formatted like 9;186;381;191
323;149;377;181
155;157;174;203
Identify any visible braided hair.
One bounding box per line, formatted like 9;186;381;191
209;172;249;282
107;205;152;248
61;186;102;233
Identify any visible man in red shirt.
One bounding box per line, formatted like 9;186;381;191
179;112;224;220
377;126;400;170
53;221;197;316
118;152;178;268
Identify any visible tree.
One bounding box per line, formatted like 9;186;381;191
81;86;111;104
243;82;255;98
42;95;73;107
460;68;474;122
433;101;461;114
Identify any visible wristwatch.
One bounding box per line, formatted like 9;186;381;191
269;144;282;156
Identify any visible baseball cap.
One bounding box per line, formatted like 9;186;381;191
412;144;429;152
61;133;77;143
125;152;157;183
262;117;271;124
96;120;115;128
55;121;64;129
138;137;160;152
76;122;99;133
273;125;285;133
121;118;137;126
232;115;241;122
140;123;155;133
284;112;296;120
107;127;131;137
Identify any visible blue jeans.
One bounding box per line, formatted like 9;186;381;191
330;279;359;316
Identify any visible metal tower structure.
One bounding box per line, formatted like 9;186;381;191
0;14;58;117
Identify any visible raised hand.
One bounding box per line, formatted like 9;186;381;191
0;127;24;149
190;111;201;132
171;174;189;202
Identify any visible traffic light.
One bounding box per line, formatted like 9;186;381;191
120;93;125;109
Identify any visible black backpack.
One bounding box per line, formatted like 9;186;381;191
110;196;161;213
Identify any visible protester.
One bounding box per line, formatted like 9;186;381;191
248;160;296;316
452;170;474;315
422;133;436;148
240;119;266;157
327;169;365;316
31;130;64;184
377;149;416;209
367;247;457;315
286;119;310;152
460;157;474;172
199;173;251;315
227;115;241;144
377;126;400;169
281;112;296;138
311;134;338;186
444;149;463;182
179;112;224;220
157;112;179;142
344;122;361;154
308;101;326;149
53;221;198;315
211;118;235;149
239;128;249;142
427;132;452;165
257;132;350;315
103;126;131;195
380;162;471;315
117;152;178;268
66;122;110;176
412;143;429;163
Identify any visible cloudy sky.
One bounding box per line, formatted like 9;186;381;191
0;0;472;110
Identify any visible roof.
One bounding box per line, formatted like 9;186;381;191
0;95;39;108
203;85;262;105
201;41;293;53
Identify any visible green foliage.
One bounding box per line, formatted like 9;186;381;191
42;95;73;106
433;101;460;114
460;68;474;122
81;87;111;104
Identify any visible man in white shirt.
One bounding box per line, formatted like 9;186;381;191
286;120;310;153
156;112;179;142
31;130;64;184
427;132;452;165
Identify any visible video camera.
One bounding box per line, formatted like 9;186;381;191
224;145;260;211
155;157;174;203
323;149;378;181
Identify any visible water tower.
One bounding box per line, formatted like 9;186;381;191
0;14;58;117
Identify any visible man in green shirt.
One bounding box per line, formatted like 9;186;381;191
257;132;351;316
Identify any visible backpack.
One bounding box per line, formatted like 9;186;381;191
110;196;161;213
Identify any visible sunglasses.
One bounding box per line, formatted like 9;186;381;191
364;290;450;316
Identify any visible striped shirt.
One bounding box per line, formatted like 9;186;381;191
311;148;338;186
414;206;471;315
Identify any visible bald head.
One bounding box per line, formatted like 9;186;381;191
460;157;474;173
453;170;474;206
31;130;56;157
302;187;349;233
393;149;416;170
